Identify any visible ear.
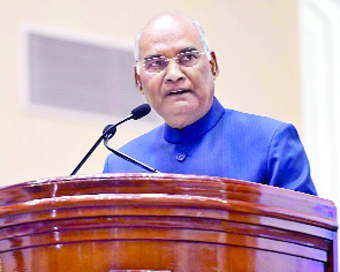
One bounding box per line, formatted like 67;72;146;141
134;66;144;94
209;51;219;79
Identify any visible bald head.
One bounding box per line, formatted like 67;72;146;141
134;13;210;63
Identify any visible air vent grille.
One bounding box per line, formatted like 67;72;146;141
23;25;160;123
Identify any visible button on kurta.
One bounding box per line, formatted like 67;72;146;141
176;153;186;162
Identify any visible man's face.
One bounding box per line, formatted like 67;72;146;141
135;16;219;129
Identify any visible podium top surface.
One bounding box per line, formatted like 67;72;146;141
0;173;337;230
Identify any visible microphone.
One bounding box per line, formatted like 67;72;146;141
102;103;159;173
70;104;152;175
103;104;151;139
131;103;151;119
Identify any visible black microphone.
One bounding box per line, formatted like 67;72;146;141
103;104;151;139
70;104;151;175
131;103;151;119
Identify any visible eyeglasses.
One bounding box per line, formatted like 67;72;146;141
139;51;209;74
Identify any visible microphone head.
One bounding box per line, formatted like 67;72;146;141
131;104;151;120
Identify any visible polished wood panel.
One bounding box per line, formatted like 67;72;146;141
0;173;337;271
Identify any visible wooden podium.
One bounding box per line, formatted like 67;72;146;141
0;173;337;271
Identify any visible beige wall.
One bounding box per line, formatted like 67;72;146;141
0;0;301;186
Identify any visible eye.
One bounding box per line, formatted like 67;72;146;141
181;53;198;61
178;52;201;66
144;58;167;70
150;59;166;67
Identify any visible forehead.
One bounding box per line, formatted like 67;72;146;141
139;16;203;58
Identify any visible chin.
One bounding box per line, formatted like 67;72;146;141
163;109;203;128
168;104;198;116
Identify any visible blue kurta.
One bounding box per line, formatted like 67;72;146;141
103;97;317;195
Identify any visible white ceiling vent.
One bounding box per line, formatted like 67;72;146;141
20;24;161;125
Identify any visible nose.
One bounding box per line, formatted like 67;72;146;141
164;59;185;83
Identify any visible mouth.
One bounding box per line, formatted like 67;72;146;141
167;89;191;96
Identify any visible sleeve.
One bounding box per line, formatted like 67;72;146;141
266;123;317;195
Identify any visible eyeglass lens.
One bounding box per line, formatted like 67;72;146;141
143;51;203;74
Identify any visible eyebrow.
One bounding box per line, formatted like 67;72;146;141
144;54;163;61
144;47;199;61
179;47;198;54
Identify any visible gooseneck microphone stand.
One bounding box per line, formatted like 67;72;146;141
70;104;158;175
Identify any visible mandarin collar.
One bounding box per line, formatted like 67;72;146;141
164;97;225;144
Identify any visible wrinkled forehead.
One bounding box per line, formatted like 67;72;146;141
138;15;203;59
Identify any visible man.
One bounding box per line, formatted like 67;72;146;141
103;12;317;196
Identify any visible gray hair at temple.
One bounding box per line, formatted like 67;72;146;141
134;16;211;72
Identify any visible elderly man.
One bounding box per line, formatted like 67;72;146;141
103;12;317;195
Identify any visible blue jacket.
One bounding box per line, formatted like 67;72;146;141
104;97;317;195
